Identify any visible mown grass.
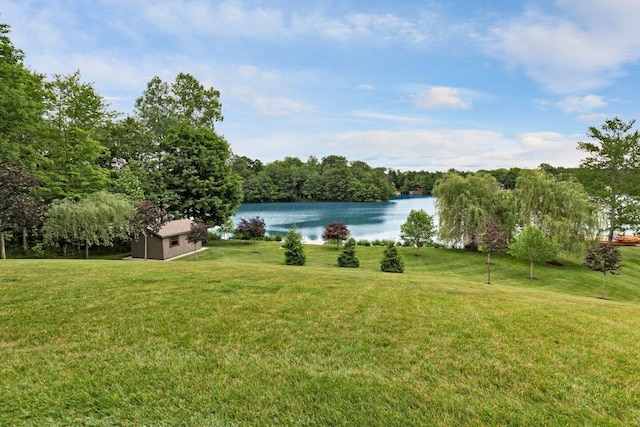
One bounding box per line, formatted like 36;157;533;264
1;241;640;426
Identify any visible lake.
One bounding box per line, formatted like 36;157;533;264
232;196;436;243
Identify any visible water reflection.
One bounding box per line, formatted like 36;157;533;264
232;196;436;243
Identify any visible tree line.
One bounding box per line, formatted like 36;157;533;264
1;20;639;263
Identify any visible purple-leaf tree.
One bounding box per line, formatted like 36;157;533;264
186;219;209;261
476;219;509;284
584;243;621;299
322;222;350;248
127;199;168;260
234;216;266;252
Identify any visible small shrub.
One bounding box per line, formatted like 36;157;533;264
207;231;221;241
338;238;359;268
380;241;404;273
30;243;45;258
283;227;306;266
358;239;371;247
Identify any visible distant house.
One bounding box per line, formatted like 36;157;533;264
131;219;201;260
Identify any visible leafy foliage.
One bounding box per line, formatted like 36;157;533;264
43;191;132;259
126;199;168;260
380;241;404;273
153;123;242;226
576;117;640;242
232;154;395;203
234;216;266;252
40;71;114;200
338;237;360;268
584;244;621;299
509;225;558;280
400;209;436;256
186;219;209;261
0;163;45;259
322;222;350;248
283;226;306;266
0;24;46;169
516;169;598;255
476;219;509;284
135;72;223;139
433;172;513;251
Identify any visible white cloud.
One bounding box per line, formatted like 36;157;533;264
317;128;582;171
556;95;607;113
412;87;472;110
483;0;640;94
357;84;375;91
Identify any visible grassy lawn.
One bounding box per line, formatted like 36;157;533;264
1;241;640;426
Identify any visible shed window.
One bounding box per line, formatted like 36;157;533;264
170;236;180;248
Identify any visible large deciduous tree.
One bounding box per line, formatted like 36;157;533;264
43;191;132;259
516;169;598;255
135;72;223;140
433;172;514;250
575;117;640;242
0;23;46;170
154;123;242;226
41;71;115;200
400;208;436;256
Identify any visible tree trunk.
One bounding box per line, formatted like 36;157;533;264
22;227;28;252
0;231;5;260
529;261;534;280
85;241;89;259
144;231;148;261
63;242;68;257
486;252;491;284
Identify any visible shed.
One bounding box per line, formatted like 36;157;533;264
131;219;201;260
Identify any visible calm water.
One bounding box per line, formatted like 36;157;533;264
232;196;436;243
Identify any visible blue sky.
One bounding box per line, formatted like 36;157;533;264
3;0;640;171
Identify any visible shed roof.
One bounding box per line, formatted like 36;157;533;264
153;219;194;238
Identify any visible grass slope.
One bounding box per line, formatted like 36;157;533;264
1;241;640;426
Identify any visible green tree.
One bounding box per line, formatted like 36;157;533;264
509;225;558;280
43;191;132;259
575;117;640;242
516;169;598;255
41;71;114;200
0;23;46;170
283;226;306;266
380;241;404;273
154;123;242;226
186;219;209;261
234;216;266;252
433;172;512;250
338;237;360;268
322;222;350;248
135;72;223;140
476;219;509;284
584;243;621;299
400;209;436;256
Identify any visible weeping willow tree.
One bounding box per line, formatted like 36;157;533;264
515;169;600;255
433;172;515;250
43;191;133;258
